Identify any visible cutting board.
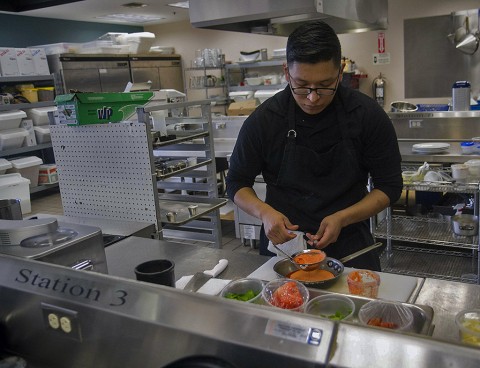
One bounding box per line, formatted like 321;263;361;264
247;257;420;303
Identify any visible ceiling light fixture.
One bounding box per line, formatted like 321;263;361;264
167;1;189;9
95;14;164;23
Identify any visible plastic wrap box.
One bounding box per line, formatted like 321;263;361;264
29;48;50;75
24;106;56;126
0;128;28;150
0;48;19;76
21;120;37;146
15;48;35;76
38;164;58;184
33;126;50;143
55;91;169;126
0;110;27;130
0;173;31;213
7;156;43;187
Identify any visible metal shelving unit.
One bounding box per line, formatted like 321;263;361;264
138;100;227;248
0;74;57;195
225;59;286;94
374;178;480;284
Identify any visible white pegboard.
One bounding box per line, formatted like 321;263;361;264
50;122;159;228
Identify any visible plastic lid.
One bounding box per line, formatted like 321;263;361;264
33;126;50;133
0;128;29;138
0;173;30;186
8;156;43;169
461;141;474;147
0;110;27;119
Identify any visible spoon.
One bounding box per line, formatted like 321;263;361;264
272;244;325;271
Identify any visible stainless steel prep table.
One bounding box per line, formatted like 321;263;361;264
414;278;480;344
105;236;270;281
32;213;156;238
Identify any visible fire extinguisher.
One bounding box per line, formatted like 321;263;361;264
372;73;386;107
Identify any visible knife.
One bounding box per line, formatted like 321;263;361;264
183;259;229;292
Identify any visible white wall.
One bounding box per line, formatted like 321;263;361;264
146;0;480;109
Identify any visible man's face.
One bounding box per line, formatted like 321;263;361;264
284;60;342;115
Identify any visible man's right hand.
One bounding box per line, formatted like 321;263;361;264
233;187;298;245
260;207;299;245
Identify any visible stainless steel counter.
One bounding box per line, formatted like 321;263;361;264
32;213;156;238
105;236;269;281
414;278;480;344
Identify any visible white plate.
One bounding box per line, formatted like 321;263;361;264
412;143;450;153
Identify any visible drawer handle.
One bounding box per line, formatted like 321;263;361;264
70;259;94;271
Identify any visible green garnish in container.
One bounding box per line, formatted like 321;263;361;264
321;309;353;321
225;289;259;301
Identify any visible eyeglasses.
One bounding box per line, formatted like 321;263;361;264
287;68;341;96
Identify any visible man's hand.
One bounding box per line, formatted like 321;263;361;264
261;207;299;245
305;213;343;249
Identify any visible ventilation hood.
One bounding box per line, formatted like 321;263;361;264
189;0;388;36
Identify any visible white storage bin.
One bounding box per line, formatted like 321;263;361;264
229;91;254;102
6;156;43;187
0;158;12;174
117;32;155;54
31;42;79;55
33;126;51;143
0;173;31;214
24;106;56;126
0;128;28;150
254;89;283;104
0;110;27;130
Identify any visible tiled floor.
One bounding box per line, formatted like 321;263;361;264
29;190;259;255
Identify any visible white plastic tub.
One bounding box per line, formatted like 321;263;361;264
0;128;28;150
0;173;31;214
33;126;51;143
7;156;43;187
0;110;27;130
254;89;283;104
229;91;254;102
0;158;12;174
24;106;56;126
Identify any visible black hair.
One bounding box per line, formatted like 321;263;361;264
286;21;342;67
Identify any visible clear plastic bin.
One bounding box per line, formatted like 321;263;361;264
33;126;51;143
0;173;31;213
0;110;27;130
7;156;43;187
0;128;28;150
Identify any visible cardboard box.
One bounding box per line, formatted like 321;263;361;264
55;91;169;126
15;48;36;76
29;48;50;75
227;99;258;116
0;48;19;76
38;164;58;184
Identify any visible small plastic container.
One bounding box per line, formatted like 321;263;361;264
220;278;265;304
0;158;12;174
7;156;43;187
0;173;31;213
305;294;355;321
401;170;417;184
0;110;27;130
0;128;29;150
262;278;309;312
33;126;51;143
465;159;480;179
455;309;480;347
460;141;475;155
358;300;414;331
451;163;469;182
25;106;57;126
347;269;381;298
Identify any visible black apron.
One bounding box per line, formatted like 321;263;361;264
260;95;380;271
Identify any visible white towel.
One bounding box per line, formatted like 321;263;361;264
267;230;306;256
176;275;231;295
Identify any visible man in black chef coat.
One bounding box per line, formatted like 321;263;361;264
226;21;402;270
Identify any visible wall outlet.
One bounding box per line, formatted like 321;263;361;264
41;302;82;341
